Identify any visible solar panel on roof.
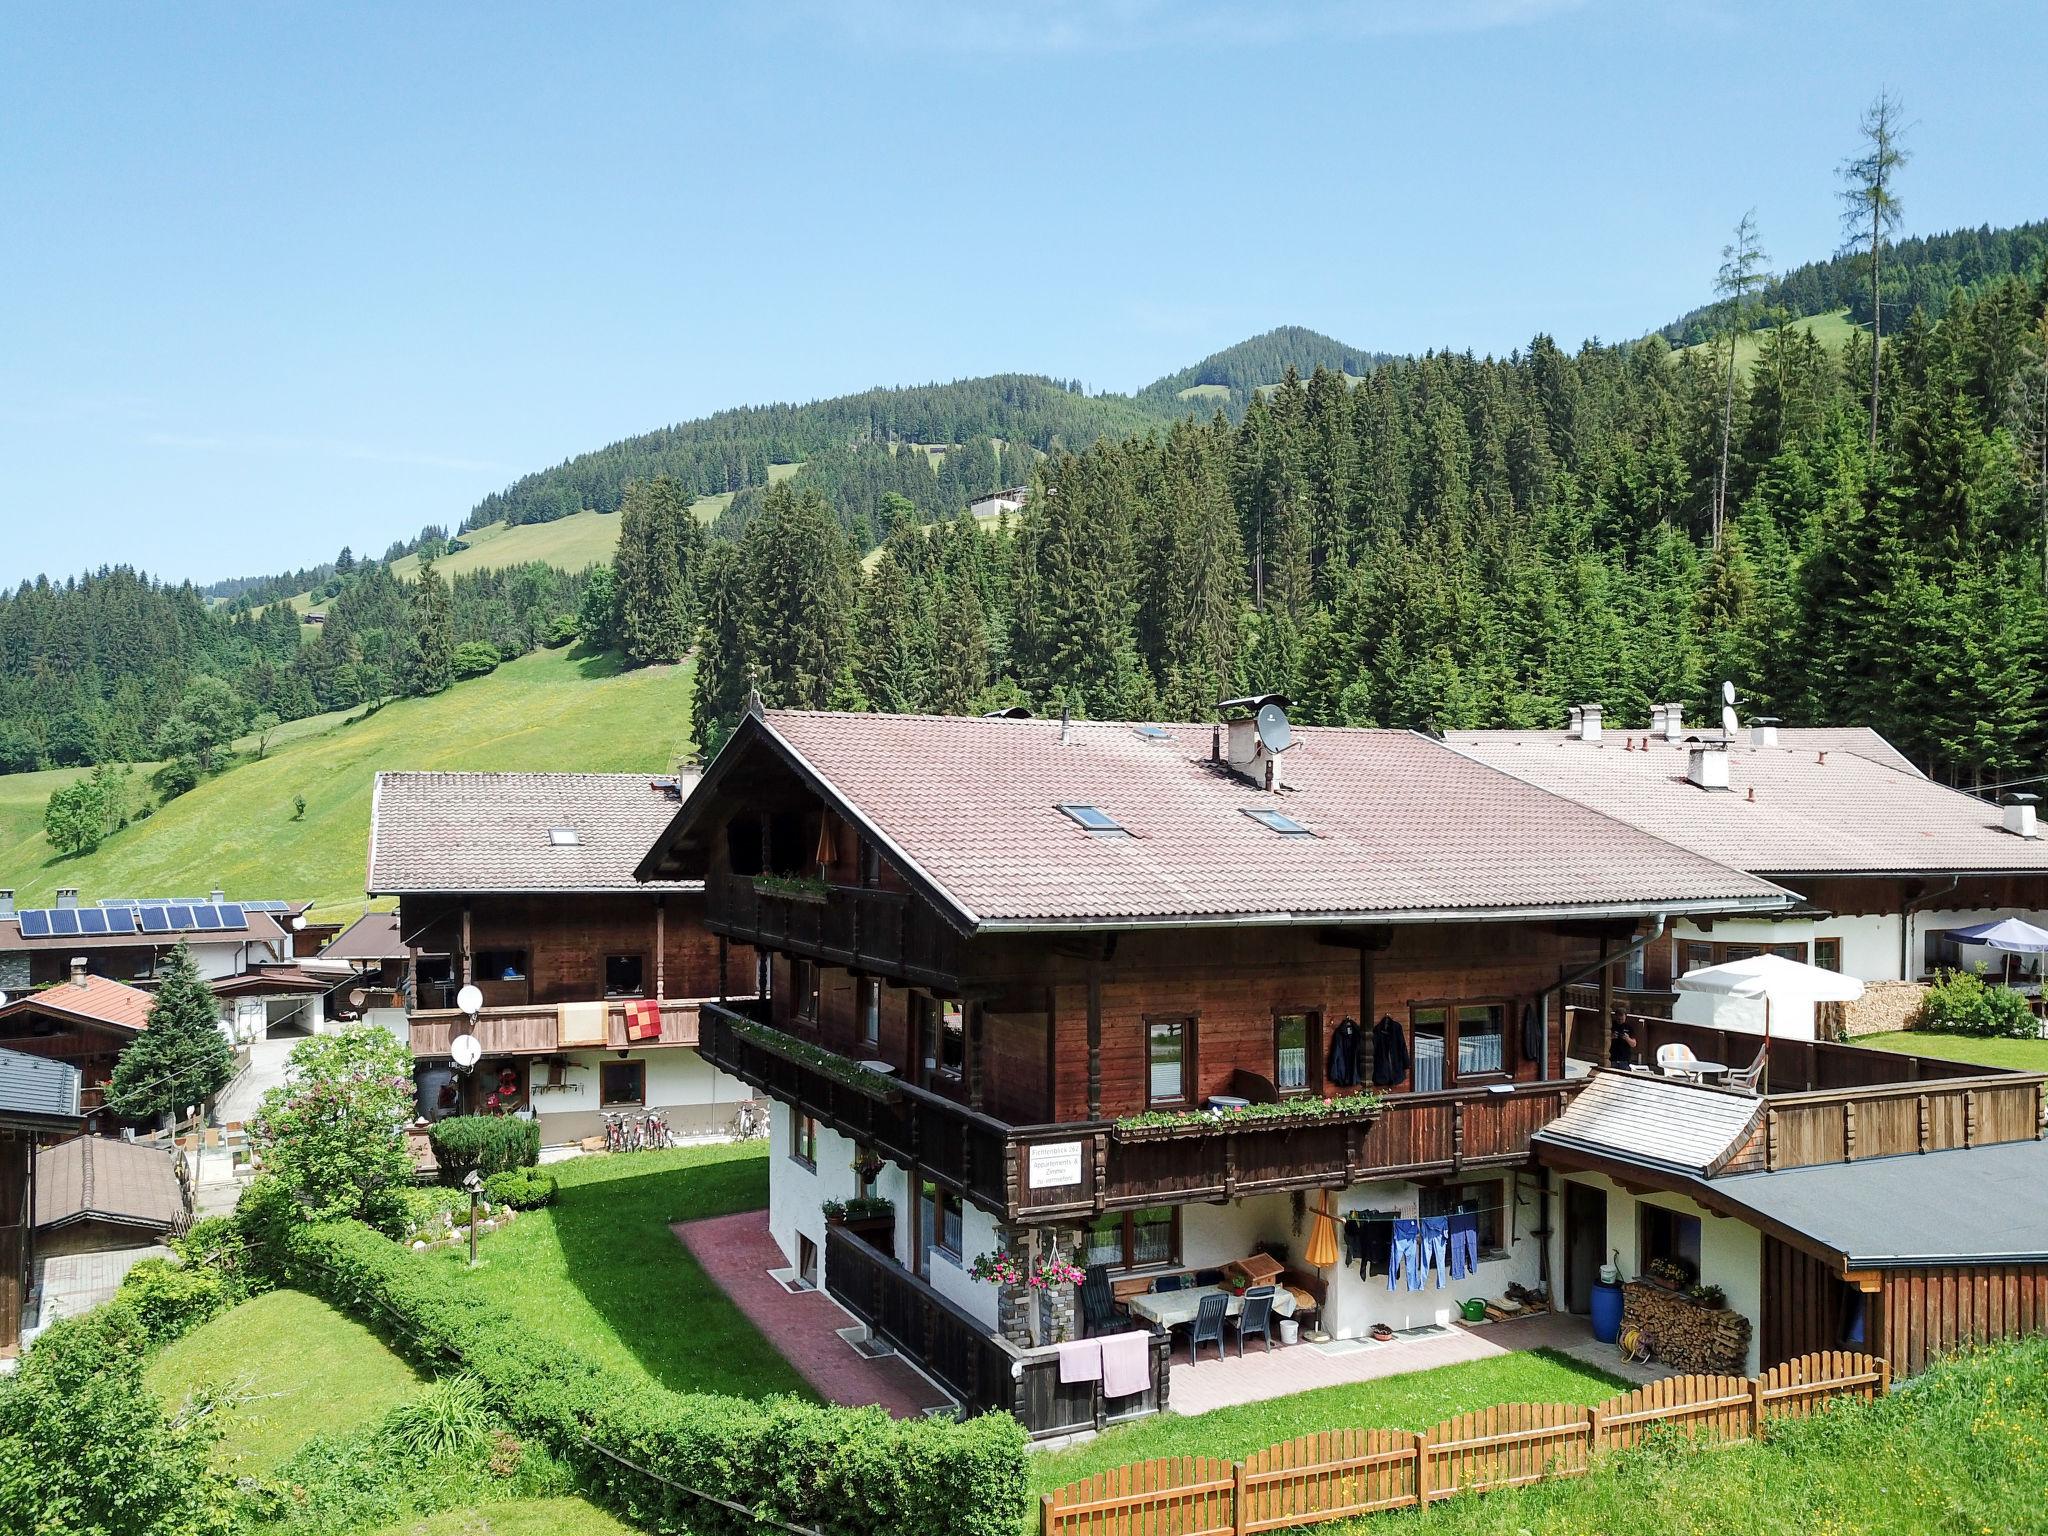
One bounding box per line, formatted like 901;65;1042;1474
16;909;51;938
165;905;195;929
49;909;80;936
138;906;172;934
103;907;136;934
77;909;109;935
217;904;246;927
190;906;223;931
98;898;141;908
244;900;291;912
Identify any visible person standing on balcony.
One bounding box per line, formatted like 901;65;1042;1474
1608;1011;1638;1070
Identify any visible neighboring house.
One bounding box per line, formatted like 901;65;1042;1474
368;772;758;1144
968;484;1030;519
319;911;413;992
0;889;308;989
0;1047;81;1355
1448;711;2048;1032
0;970;157;1130
31;1133;188;1331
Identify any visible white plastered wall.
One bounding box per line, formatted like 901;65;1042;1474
533;1047;745;1118
1552;1170;1763;1375
1671;905;2048;990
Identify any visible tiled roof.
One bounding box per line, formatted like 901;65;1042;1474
1769;727;1923;776
0;1046;82;1128
0;975;156;1033
1444;729;2048;876
646;711;1792;928
369;772;702;894
319;912;409;962
34;1135;188;1233
1533;1070;1762;1176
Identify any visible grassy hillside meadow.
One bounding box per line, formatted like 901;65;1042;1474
2;646;698;919
1675;307;1861;371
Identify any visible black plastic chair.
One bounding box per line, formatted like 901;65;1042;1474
1233;1286;1277;1357
1153;1272;1187;1293
1081;1264;1127;1337
1186;1291;1229;1364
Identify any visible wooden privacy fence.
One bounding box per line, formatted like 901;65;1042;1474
1040;1351;1888;1536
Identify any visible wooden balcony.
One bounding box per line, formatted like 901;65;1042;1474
701;1002;1582;1223
709;875;963;988
824;1223;1173;1437
409;998;703;1059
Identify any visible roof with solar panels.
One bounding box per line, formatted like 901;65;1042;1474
0;893;297;953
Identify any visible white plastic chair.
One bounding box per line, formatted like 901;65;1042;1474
1656;1042;1701;1080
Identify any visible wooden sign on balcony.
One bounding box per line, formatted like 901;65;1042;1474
1028;1140;1085;1190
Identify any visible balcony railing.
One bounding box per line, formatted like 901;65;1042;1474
702;1002;1582;1223
410;999;703;1059
710;875;963;987
824;1223;1172;1437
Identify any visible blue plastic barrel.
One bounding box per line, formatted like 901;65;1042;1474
1589;1280;1624;1343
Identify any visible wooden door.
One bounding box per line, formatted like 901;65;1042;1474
1564;1181;1606;1314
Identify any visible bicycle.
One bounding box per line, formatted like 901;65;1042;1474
730;1100;767;1141
643;1109;672;1149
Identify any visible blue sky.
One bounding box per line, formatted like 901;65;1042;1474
4;1;2042;587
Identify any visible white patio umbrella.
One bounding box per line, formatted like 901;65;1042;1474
1672;953;1865;1092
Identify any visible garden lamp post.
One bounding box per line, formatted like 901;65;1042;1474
463;1168;483;1267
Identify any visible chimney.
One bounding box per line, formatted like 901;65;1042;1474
1576;704;1603;744
1219;694;1292;791
1750;717;1780;748
1649;704;1667;737
0;890;12;921
1567;705;1583;737
1662;704;1684;741
209;887;225;905
69;957;89;987
56;888;78;910
1687;742;1732;791
2002;793;2040;840
1058;704;1073;748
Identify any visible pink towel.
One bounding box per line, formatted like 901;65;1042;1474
1100;1330;1152;1398
1056;1338;1102;1384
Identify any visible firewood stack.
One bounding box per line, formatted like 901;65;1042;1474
1621;1281;1750;1375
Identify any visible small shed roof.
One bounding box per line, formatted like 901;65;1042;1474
0;975;156;1034
0;1046;82;1130
320;911;409;963
1533;1070;1762;1177
1712;1139;2048;1267
34;1135;187;1234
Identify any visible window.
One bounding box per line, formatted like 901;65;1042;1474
1412;1007;1448;1093
474;949;526;981
599;1060;645;1107
1057;803;1128;835
924;996;964;1078
1132;725;1172;741
1242;808;1312;836
604;954;645;997
1680;941;1714;975
790;958;820;1025
548;826;581;846
1814;937;1841;972
858;839;881;887
1274;1012;1316;1095
1639;1205;1702;1282
919;1179;964;1265
1456;1004;1505;1078
1147;1016;1192;1106
859;978;881;1051
1083;1206;1180;1270
790;1111;818;1169
1421;1178;1505;1254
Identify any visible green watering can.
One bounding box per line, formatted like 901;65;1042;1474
1458;1297;1489;1323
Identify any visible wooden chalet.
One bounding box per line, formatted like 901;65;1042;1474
368;772;758;1142
626;700;2040;1434
0;1047;81;1356
0;970;158;1130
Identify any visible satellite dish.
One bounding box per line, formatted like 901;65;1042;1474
1255;702;1293;755
1721;680;1736;706
291;914;307;931
1721;705;1740;737
450;1033;483;1070
347;987;368;1011
456;983;484;1016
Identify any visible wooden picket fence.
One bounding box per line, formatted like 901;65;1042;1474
1040;1351;1888;1536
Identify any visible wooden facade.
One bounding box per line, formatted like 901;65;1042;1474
1;1131;27;1354
0;1018;125;1124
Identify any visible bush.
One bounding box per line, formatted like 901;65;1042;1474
117;1257;233;1346
429;1115;541;1181
1913;968;2038;1038
248;1026;419;1232
451;640;502;680
151;756;200;800
483;1167;557;1209
266;1218;1028;1536
171;1213;265;1300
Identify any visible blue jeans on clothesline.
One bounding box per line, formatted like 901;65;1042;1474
1448;1211;1481;1279
1388;1218;1423;1291
1418;1215;1450;1287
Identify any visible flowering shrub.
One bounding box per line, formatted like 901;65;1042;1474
248;1026;418;1233
1913;969;2038;1039
969;1251;1085;1289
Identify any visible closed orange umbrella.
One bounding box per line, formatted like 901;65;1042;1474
1303;1193;1339;1269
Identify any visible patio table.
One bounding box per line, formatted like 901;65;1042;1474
1125;1283;1297;1331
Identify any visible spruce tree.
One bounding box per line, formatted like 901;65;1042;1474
929;576;990;714
106;941;234;1125
615;475;700;665
403;558;454;696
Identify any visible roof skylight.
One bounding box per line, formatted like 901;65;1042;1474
1243;808;1312;836
548;827;581;847
1057;804;1129;835
1132;725;1172;741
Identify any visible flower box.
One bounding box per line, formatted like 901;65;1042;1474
1111;1093;1383;1142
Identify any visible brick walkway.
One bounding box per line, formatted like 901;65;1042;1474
672;1211;953;1419
1166;1309;1669;1417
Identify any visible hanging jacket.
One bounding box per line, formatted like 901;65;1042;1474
1327;1017;1366;1088
1520;1002;1541;1068
1370;1014;1410;1087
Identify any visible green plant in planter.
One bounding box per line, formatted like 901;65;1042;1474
1116;1091;1382;1134
753;873;830;901
824;1195;895;1224
1686;1282;1728;1309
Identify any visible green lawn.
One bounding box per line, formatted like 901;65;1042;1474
2;646;697;919
369;1499;638;1536
1853;1029;2048;1072
146;1287;424;1475
1028;1348;1627;1499
1673;307;1861;373
433;1141;810;1400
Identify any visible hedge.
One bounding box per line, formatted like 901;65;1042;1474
427;1115;541;1180
482;1167;557;1209
262;1218;1027;1536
